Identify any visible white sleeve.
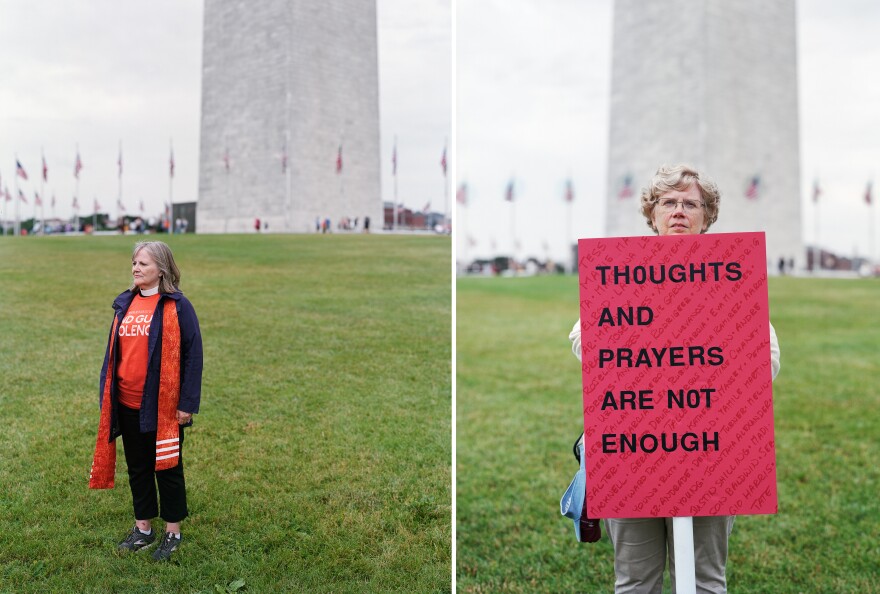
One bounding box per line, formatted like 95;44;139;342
569;319;582;362
769;321;781;380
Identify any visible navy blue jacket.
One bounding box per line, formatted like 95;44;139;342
99;289;203;438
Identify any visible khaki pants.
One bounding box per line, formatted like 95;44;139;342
604;516;735;594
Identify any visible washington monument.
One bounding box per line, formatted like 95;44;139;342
197;0;382;233
605;0;803;268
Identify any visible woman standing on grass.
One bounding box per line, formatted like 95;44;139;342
89;241;203;562
569;165;781;593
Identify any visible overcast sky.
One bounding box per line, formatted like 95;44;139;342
0;0;451;227
3;1;877;263
456;0;880;265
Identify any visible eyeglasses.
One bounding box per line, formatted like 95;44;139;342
655;198;704;213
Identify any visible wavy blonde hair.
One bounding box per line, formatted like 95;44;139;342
128;241;181;294
639;164;720;233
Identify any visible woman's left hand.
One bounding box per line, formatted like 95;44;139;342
176;410;193;425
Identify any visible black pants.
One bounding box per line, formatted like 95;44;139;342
118;404;188;523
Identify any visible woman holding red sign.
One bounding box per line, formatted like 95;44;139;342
568;165;781;593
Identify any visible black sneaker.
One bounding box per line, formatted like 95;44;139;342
151;532;182;561
117;526;156;552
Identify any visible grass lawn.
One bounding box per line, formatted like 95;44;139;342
456;274;879;593
0;233;451;593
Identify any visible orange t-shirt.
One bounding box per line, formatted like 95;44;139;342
116;292;161;409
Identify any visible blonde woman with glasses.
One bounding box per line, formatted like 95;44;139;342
568;165;781;593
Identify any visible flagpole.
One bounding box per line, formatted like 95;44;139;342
393;136;398;232
14;158;20;237
118;141;123;232
40;150;46;235
168;139;174;236
461;202;467;268
510;186;517;270
285;130;291;232
568;198;573;273
507;179;516;270
284;96;291;232
285;21;292;233
338;141;345;232
814;192;820;273
566;178;574;273
224;141;230;233
75;146;81;232
116;140;122;229
869;181;875;264
443;139;449;233
511;202;516;268
38;189;43;235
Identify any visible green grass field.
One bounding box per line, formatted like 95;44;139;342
457;274;880;593
0;233;451;593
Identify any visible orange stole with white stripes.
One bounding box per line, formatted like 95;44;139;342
89;314;121;489
155;299;181;471
89;298;182;489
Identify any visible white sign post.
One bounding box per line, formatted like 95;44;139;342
673;517;696;594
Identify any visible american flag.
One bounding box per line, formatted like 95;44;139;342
117;199;126;213
866;181;873;205
336;145;343;174
440;147;447;177
170;148;175;178
745;176;761;200
504;180;514;202
4;187;11;202
51;194;56;208
75;151;83;179
565;179;574;203
139;200;145;213
72;197;79;210
618;175;633;199
812;179;821;203
35;192;42;206
42;154;48;182
392;143;397;176
16;160;28;180
18;189;28;204
93;198;101;212
423;201;431;213
118;146;123;177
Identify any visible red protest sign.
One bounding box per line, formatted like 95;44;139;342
577;232;777;518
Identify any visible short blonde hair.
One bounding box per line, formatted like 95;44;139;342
128;241;181;294
639;164;720;233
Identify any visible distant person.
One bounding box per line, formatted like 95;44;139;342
89;241;203;562
568;165;781;593
363;216;370;233
315;217;321;232
255;218;261;233
778;256;786;276
788;257;794;274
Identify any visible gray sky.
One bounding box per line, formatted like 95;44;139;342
0;0;451;226
456;0;880;265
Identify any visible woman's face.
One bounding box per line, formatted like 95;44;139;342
651;182;707;236
132;248;161;290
